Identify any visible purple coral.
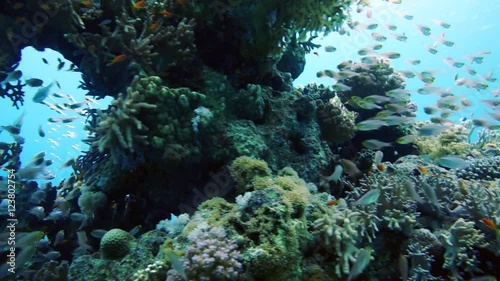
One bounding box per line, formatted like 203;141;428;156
167;227;243;281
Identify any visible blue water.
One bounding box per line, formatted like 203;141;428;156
1;0;499;186
294;0;500;123
0;48;112;184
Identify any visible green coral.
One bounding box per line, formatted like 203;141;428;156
175;158;313;280
100;229;135;260
226;120;269;159
229;156;272;194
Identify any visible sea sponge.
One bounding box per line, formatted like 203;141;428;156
100;228;134;259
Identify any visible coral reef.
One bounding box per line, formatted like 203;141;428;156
68;230;167;280
2;1;499;281
132;260;167;281
84;83;156;165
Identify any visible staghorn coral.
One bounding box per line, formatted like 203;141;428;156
0;141;22;171
471;127;500;156
84;79;157;164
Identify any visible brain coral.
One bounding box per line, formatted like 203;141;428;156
100;228;134;259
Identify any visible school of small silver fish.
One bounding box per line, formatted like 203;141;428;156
316;0;499;171
0;58;99;185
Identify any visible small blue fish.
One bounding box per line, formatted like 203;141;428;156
373;151;384;165
33;81;56;103
436;155;470;169
355;119;387;131
353;189;381;206
362;139;392;150
347;247;373;281
325;164;343;183
166;250;187;280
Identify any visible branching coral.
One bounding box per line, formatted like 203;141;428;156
152;18;197;71
0;80;25;109
84;80;157;164
313;205;376;277
442;218;487;280
0;141;22;171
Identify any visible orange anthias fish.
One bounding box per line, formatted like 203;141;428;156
81;0;93;6
481;218;499;232
108;54;126;66
327;200;339;206
149;23;159;30
160;10;173;16
417;166;429;175
376;163;386;172
133;0;145;8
